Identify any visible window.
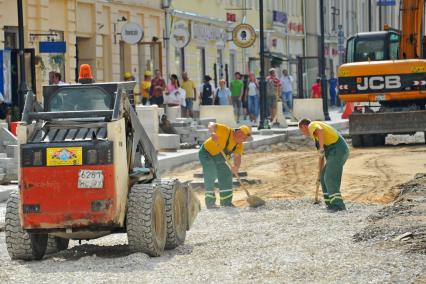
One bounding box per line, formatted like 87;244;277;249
346;37;355;63
389;33;400;60
48;87;112;112
198;47;206;81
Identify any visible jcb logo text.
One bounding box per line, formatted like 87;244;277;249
356;76;401;91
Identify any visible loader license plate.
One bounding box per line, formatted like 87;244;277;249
78;170;104;189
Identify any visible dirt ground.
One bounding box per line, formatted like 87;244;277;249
165;136;426;207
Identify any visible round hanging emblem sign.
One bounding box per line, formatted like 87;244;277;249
170;21;191;48
232;24;256;48
121;22;144;45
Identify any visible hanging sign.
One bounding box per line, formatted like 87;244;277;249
121;22;144;45
170;21;190;48
232;24;256;48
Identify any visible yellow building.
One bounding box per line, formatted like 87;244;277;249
167;0;260;89
0;0;164;101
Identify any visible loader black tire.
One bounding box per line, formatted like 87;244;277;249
159;179;187;249
362;134;375;147
127;183;166;257
351;135;363;147
46;236;69;254
373;134;386;147
5;191;48;260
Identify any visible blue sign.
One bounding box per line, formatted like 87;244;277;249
377;0;396;6
273;11;288;25
39;41;66;53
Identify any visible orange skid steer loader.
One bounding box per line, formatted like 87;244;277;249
5;81;200;260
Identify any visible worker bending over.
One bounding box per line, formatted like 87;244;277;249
298;118;349;211
199;123;251;209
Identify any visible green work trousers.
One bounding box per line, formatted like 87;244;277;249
199;146;233;206
320;136;349;210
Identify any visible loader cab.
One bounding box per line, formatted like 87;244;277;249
345;31;400;63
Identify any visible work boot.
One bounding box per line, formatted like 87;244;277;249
206;204;220;210
221;203;235;208
327;205;347;213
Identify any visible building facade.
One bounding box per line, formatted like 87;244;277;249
0;0;164;102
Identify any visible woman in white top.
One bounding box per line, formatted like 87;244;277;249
247;73;259;123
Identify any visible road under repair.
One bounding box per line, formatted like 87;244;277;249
0;136;425;283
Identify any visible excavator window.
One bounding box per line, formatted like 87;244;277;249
345;32;400;63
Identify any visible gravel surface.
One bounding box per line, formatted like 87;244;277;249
1;199;425;283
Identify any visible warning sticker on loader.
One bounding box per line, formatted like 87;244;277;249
46;147;83;166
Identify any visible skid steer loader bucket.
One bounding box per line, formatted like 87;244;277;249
186;185;201;230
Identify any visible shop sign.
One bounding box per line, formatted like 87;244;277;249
232;23;256;48
288;22;304;33
170;21;190;48
192;22;227;44
121;22;144;45
226;13;236;22
272;11;288;25
377;0;396;6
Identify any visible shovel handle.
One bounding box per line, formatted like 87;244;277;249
216;146;252;198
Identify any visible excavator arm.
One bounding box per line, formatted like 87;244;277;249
400;0;425;59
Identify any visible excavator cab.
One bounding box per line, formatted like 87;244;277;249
345;31;400;63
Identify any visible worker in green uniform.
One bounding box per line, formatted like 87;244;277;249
298;118;350;211
199;123;251;209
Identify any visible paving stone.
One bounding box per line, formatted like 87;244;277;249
158;134;180;150
260;129;274;136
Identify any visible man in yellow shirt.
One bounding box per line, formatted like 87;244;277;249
199;123;251;208
298;118;349;211
140;71;152;105
181;72;197;117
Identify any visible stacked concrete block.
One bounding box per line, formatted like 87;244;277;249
136;105;160;150
198;118;216;128
158;134;181;151
165;106;181;122
200;106;237;128
172;121;192;135
195;129;210;144
0;125;18;184
293;99;325;121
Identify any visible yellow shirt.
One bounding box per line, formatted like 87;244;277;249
141;80;151;98
203;124;244;156
181;80;196;99
308;121;339;145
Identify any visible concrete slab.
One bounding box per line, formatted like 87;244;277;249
198;118;216;128
260;129;274;136
166;106;181;122
136;105;160;150
158;134;180;150
293;98;325;121
200;106;237;128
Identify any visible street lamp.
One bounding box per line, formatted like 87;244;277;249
258;0;268;129
17;0;28;118
319;0;331;121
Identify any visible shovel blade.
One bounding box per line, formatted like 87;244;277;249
247;195;266;208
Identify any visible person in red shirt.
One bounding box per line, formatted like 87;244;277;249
311;79;321;98
150;69;166;106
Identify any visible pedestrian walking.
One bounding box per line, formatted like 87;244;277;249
200;75;214;105
199;123;251;208
266;68;281;125
0;93;9;120
280;69;293;113
164;74;186;112
215;79;232;105
230;72;244;123
181;72;197;117
242;74;249;121
311;79;321;99
329;72;338;107
150;69;166;107
246;73;259;124
298;118;349;212
140;70;152;105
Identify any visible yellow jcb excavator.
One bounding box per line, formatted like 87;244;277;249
338;0;426;147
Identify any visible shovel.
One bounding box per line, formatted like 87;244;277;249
314;157;324;205
218;149;265;208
